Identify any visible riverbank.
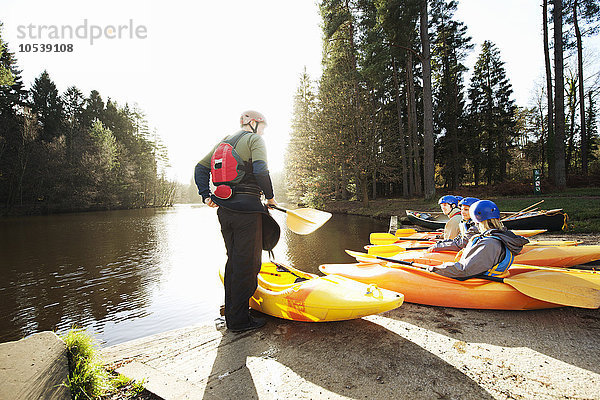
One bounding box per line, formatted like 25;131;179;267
320;188;600;233
101;303;600;399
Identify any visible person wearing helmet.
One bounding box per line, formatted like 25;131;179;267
438;195;461;240
428;197;480;252
427;200;529;279
194;110;278;333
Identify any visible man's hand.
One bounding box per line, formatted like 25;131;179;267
205;198;219;208
266;198;277;208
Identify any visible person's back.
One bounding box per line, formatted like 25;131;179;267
194;110;278;333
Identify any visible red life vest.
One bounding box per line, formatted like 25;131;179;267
210;131;250;199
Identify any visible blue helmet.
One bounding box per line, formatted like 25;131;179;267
469;200;500;223
454;196;464;202
459;197;480;207
438;195;458;206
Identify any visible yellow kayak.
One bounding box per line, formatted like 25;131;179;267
218;262;404;322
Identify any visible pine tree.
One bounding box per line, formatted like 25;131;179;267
430;0;472;189
566;0;600;175
0;38;28;208
30;71;64;142
0;23;14;86
586;91;599;164
467;41;516;184
286;69;318;204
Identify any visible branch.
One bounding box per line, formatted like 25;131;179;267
384;42;423;63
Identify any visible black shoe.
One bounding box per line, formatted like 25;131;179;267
228;316;266;333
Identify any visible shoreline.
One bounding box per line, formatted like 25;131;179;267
101;303;600;399
319;196;600;234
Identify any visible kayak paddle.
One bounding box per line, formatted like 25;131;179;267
370;232;433;245
270;205;332;235
367;244;430;257
345;250;600;309
394;228;418;237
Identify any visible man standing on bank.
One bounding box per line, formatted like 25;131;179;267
194;110;279;333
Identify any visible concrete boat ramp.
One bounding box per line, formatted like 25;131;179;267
101;304;600;399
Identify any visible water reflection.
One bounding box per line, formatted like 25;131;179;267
0;205;387;346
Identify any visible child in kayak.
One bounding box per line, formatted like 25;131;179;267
428;197;480;252
427;200;529;279
438;195;462;240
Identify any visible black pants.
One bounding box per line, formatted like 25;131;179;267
217;207;263;329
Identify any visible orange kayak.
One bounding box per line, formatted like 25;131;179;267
374;244;600;267
319;262;564;310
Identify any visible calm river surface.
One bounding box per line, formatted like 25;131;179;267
0;205;387;346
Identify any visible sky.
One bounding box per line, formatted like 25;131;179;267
1;0;598;182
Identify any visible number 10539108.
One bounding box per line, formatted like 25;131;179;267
19;43;74;53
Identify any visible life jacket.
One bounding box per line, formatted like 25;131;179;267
459;219;475;236
210;131;253;199
470;235;514;277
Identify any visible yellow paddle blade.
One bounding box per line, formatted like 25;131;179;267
286;208;332;235
395;228;418;237
346;249;383;263
370;232;398;245
367;244;405;257
514;265;600;286
505;270;600;309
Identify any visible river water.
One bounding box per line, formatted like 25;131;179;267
0;205;387;346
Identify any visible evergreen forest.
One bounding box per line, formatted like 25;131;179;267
285;0;600;207
0;24;174;215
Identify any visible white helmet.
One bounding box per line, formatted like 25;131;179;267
240;110;267;129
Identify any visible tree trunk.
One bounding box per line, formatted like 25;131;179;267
538;95;547;173
543;0;555;181
406;53;422;196
404;59;416;196
392;56;409;197
372;169;377;200
420;0;436;200
553;0;567;188
574;0;587;176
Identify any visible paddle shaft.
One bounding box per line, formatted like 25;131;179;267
270;205;289;213
501;200;544;221
271;261;308;281
370;254;504;283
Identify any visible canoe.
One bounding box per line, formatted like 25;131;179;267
406;209;567;232
219;262;404;322
371;244;600;267
318;262;600;310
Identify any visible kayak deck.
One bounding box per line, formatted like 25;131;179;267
219;262;404;322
